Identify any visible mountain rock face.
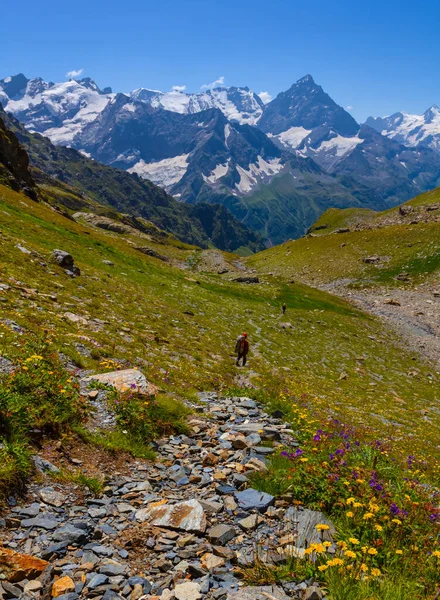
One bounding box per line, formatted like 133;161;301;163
365;106;440;153
2;73;440;243
259;76;440;202
0;104;36;197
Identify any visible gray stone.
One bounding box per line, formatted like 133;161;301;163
86;573;109;590
227;585;289;600
32;456;60;474
21;516;58;529
53;524;89;544
304;585;324;600
208;524;236;545
234;489;274;512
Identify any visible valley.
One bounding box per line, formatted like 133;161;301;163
1;73;440;600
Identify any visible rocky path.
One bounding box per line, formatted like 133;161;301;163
329;282;440;371
0;392;330;600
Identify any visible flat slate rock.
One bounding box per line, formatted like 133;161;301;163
234;489;274;512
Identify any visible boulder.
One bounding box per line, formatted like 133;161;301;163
84;369;158;396
52;250;80;276
0;548;48;583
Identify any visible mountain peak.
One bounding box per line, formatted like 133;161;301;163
424;104;440;122
296;74;315;85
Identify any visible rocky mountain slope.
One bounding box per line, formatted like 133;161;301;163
366;105;440;153
1;107;264;253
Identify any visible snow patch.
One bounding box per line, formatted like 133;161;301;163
235;157;283;193
275;126;312;149
128;154;190;189
203;160;230;184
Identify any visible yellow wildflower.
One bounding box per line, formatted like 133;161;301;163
367;548;378;555
395;550;403;555
363;512;374;520
344;550;357;559
353;502;363;508
371;568;381;577
318;565;328;571
374;524;383;531
346;511;354;518
349;537;360;545
316;524;330;531
323;541;332;548
360;563;368;573
346;497;355;505
432;550;440;558
392;518;402;525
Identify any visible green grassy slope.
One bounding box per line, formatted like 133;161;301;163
1;183;439;465
248;187;440;288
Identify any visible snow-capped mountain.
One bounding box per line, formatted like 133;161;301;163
258;75;362;169
258;75;440;199
2;71;440;242
0;74;114;145
365;106;440;153
130;86;264;125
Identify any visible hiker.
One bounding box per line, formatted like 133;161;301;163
235;332;249;367
282;302;287;315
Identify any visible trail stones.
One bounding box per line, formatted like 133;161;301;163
208;524;236;545
234;489;274;512
238;514;262;531
174;581;202;600
227;586;289;600
304;585;324;600
85;369;158;396
139;499;206;533
0;548;48;583
39;487;66;508
200;552;225;571
51;575;75;597
51;249;80;276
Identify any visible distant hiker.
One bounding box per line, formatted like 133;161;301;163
282;303;287;315
235;332;249;367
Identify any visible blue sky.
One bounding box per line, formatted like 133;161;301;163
3;0;440;121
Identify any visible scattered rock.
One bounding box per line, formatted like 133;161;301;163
227;585;289;600
174;581;202;600
233;276;260;284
